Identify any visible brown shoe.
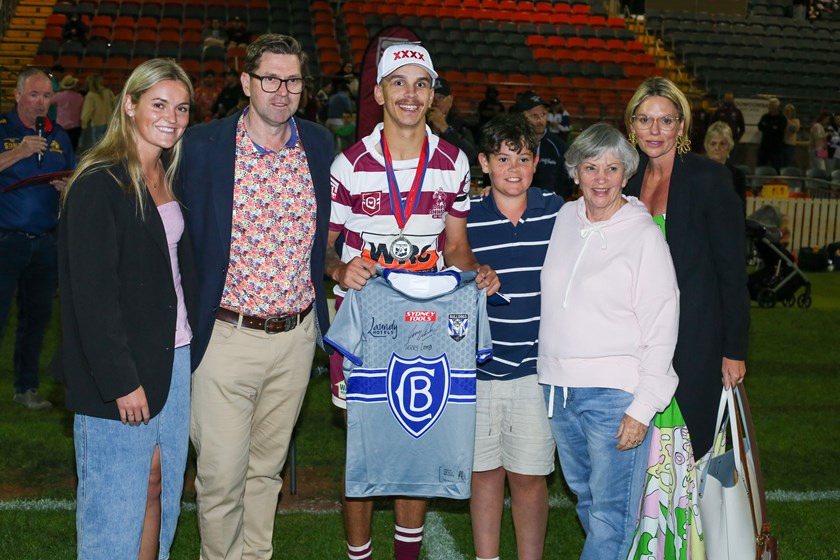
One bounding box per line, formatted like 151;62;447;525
13;390;53;410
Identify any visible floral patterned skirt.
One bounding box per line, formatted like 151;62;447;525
627;398;705;560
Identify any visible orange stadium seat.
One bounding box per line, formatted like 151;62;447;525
159;18;180;32
46;13;66;26
607;17;626;28
43;26;63;41
566;36;585;49
570;14;588;26
589;15;608;27
111;28;135;44
606;39;626;51
182;30;203;45
587;38;606;50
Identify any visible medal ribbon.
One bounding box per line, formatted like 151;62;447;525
380;131;429;230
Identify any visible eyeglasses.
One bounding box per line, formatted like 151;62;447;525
631;114;681;131
248;73;304;94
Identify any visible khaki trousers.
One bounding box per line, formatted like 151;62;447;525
191;313;316;559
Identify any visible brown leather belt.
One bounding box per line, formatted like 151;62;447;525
216;304;312;334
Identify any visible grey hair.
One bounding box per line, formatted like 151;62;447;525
564;122;639;182
16;67;50;91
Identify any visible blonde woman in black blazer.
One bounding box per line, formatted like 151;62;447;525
624;77;750;458
53;59;195;560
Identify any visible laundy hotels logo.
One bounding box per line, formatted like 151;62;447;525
405;311;436;322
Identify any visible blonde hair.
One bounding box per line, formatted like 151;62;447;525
64;59;194;216
704;121;734;155
624;77;692;139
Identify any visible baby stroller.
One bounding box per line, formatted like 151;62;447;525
746;205;812;308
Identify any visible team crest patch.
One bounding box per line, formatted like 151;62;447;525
431;188;446;219
448;314;469;341
387;353;450;439
361;192;381;216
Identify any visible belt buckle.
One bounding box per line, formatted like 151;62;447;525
263;314;297;333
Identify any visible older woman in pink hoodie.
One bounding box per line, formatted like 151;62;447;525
538;123;679;560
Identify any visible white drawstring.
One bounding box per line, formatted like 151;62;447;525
546;386;570;419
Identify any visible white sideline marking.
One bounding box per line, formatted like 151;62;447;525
424;511;464;560
2;490;840;513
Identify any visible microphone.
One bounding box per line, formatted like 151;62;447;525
35;117;46;168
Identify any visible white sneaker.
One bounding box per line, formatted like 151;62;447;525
13;390;53;410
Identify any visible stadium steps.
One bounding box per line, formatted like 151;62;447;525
0;0;52;112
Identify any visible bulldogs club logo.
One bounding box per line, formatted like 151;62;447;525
361;192;380;216
387;353;450;439
448;314;469;341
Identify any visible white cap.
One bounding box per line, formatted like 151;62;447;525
376;43;438;84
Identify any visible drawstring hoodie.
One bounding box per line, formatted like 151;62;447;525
562;222;608;308
537;195;680;426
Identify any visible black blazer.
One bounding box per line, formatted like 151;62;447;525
180;113;334;370
625;151;750;455
52;164;197;420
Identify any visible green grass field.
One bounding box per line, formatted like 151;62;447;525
1;273;840;558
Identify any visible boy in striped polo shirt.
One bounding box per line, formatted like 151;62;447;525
466;113;564;560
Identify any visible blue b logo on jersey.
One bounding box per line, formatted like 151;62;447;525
387;353;450;439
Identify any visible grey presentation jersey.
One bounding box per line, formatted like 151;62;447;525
325;268;492;499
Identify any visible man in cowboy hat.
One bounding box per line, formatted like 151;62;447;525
50;75;83;149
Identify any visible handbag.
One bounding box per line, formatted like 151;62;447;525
695;386;779;560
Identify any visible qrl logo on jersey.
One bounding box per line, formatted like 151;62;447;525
405;311;436;322
361;192;380;216
387;353;450;438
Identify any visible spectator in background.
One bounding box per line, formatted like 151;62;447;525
0;68;75;410
316;78;333;124
50;74;84;150
515;93;570;198
342;61;359;99
828;114;840;174
783;103;800;168
62;13;87;45
478;85;505;128
705;121;747;212
547;97;571;142
202;18;228;49
79;74;115;153
213;69;243;119
807;111;830;171
757;97;787;172
711;91;745;143
326;79;355;152
47;64;63;123
226;16;250;49
427;77;478;166
689;96;711;155
193;70;221;123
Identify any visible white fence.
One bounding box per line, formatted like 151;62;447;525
746;197;840;250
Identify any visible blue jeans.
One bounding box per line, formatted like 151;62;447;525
75;346;191;560
0;231;57;393
543;386;651;560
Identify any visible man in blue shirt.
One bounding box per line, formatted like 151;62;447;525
0;67;74;409
466;113;562;560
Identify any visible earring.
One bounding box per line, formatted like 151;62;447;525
676;134;691;154
628;131;637;148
